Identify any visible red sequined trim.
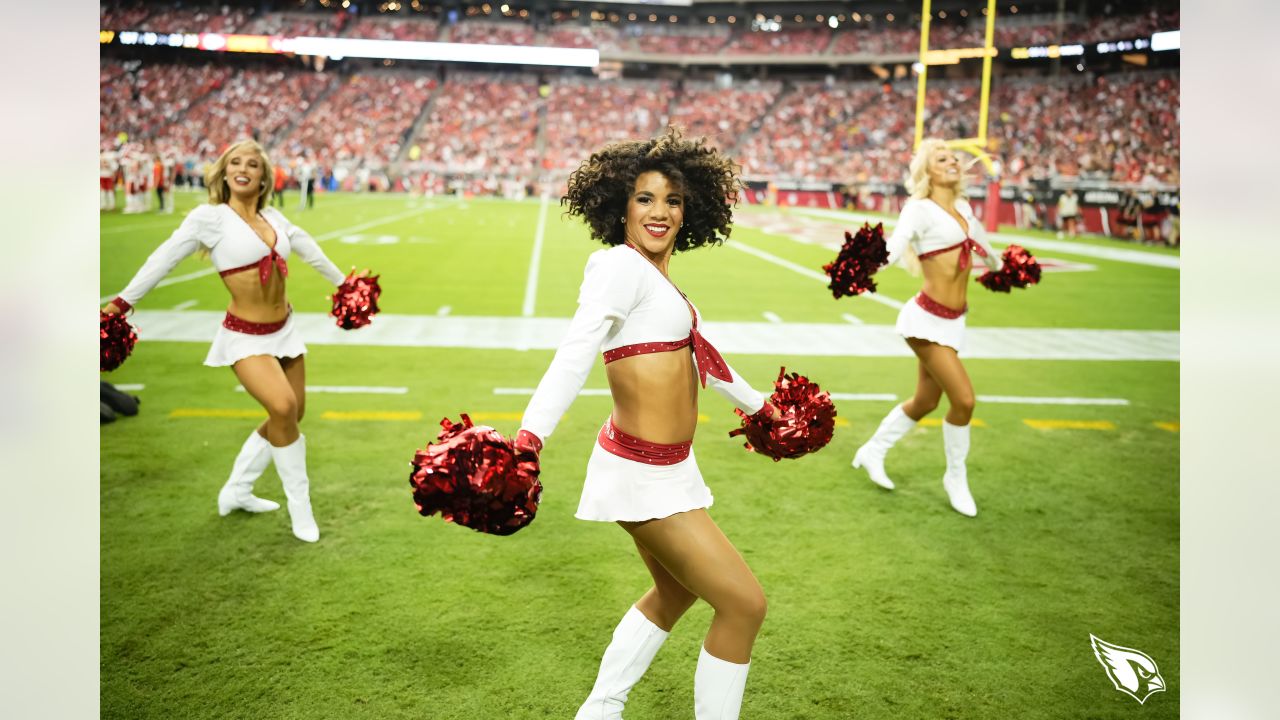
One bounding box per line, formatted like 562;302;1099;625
918;238;988;272
222;308;290;335
597;418;692;466
603;337;692;364
218;250;289;286
915;292;966;319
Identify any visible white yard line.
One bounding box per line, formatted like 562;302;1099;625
436;305;452;316
112;383;145;391
494;387;611;396
830;392;899;401
790;207;1180;269
127;310;1180;361
234;385;409;395
171;299;198;311
493;387;1128;406
522;192;551;317
976;395;1130;406
99;205;437;303
762;311;783;323
728;240;904;309
841;313;864;325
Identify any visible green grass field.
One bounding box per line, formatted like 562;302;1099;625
101;190;1179;719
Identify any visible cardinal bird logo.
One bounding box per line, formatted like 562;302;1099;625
1089;634;1166;704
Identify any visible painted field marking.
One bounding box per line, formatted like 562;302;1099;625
126;310;1180;361
494;387;611;397
522;192;551;317
1023;419;1116;431
727;239;904;309
790;207;1180;269
491;388;1130;408
841;313;864;325
830;393;899;402
763;311;783;323
1154;421;1179;433
697;414;711;422
919;418;988;428
99;204;437;303
465;412;524;421
977;395;1129;406
170;299;198;311
234;385;409;395
113;383;145;391
436;305;452;316
321;410;421;421
171;408;265;419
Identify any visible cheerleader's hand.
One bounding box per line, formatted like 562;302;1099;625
748;401;780;425
514;429;543;460
102;302;123;315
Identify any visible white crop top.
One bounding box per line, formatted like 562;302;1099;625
112;204;346;309
885;197;1002;272
521;244;766;442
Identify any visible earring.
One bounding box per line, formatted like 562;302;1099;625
620;217;625;224
261;181;267;189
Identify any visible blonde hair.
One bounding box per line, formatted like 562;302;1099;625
905;138;974;201
898;139;977;275
204;139;273;211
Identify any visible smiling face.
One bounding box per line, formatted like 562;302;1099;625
624;170;684;261
224;146;266;203
926;147;963;189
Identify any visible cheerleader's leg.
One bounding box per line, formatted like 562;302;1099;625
574;541;693;720
908;339;978;517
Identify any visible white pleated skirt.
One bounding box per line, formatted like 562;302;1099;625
575;441;714;523
203;312;308;367
895;296;967;354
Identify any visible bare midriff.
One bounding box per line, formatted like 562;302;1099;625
222;268;290;323
605;347;700;444
918;249;972;312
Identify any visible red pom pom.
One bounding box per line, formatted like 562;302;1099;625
977;244;1042;293
823;223;890;299
100;311;137;372
331;271;382;330
408;414;542;536
728;367;837;461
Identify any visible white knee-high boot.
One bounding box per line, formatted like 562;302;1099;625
575;606;669;720
271;435;319;542
942;421;977;517
217;429;280;515
852;403;918;490
694;647;750;720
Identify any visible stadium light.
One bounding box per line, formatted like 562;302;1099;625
1151;30;1180;51
828;16;838;29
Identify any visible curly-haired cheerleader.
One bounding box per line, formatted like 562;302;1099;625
852;139;1002;517
104;139;359;542
515;128;777;719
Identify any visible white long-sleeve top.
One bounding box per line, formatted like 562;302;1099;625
885;197;1002;272
521;245;766;442
112;203;345;309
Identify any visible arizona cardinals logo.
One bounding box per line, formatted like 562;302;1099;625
1090;634;1166;704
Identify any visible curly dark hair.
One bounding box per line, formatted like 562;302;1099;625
561;126;742;253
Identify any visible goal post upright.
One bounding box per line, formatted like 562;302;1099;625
914;0;1000;177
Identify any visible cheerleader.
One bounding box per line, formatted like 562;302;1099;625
103;139;356;543
99;149;118;212
851;139;1002;517
517;128;777;719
